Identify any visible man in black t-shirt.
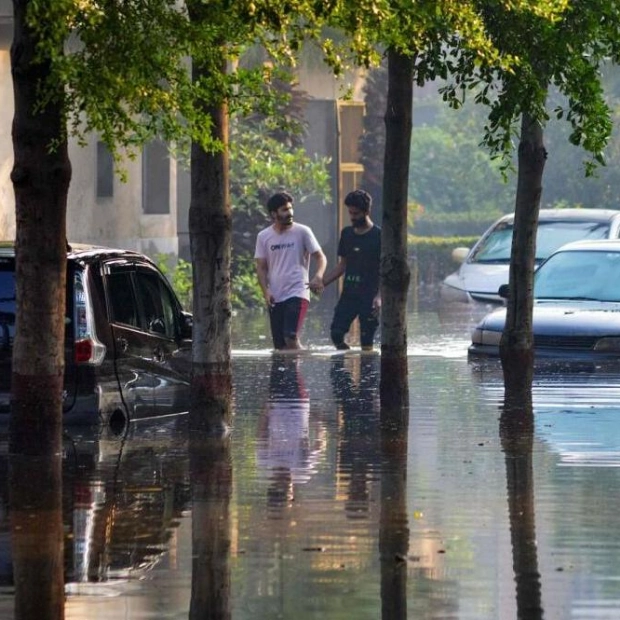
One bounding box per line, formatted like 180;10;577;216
323;190;381;351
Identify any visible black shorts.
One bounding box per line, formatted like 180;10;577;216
269;297;309;349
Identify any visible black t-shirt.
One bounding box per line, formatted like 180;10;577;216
338;225;381;298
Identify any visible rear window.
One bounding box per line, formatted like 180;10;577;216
0;260;16;350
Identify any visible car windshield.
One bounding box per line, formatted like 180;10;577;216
534;249;620;302
470;220;611;263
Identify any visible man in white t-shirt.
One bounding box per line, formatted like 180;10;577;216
254;191;327;350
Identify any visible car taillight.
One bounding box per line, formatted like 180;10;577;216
73;270;106;365
75;339;94;363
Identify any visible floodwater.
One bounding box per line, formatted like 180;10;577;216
3;298;620;619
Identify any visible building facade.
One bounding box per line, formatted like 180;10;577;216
0;4;365;284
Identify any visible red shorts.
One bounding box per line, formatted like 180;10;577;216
269;297;309;349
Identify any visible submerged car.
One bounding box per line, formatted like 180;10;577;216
0;242;192;429
469;239;620;358
440;208;620;305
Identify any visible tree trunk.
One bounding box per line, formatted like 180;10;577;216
188;47;233;434
500;111;547;380
380;48;413;417
10;0;70;617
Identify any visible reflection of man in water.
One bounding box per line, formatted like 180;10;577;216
256;355;324;514
330;354;380;519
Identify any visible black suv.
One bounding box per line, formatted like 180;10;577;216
0;243;192;429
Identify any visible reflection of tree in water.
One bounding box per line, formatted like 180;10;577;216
501;375;544;620
378;366;409;620
256;355;325;516
329;354;381;519
189;432;233;620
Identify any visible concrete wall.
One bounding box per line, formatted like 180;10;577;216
0;50;14;240
0;16;180;258
0;10;362;273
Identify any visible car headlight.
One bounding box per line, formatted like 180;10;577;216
593;337;620;352
471;327;502;347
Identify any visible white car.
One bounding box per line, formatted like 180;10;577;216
440;208;620;305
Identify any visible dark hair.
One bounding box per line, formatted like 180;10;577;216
344;189;372;212
267;191;294;213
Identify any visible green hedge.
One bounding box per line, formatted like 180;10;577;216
408;235;479;284
412;211;502;237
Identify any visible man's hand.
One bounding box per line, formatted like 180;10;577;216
308;275;324;295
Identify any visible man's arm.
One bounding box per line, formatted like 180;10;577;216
308;249;327;294
323;257;346;287
255;258;273;307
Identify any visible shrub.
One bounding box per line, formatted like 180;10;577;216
408;235;479;285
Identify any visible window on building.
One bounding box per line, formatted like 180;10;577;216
96;141;114;198
142;139;170;214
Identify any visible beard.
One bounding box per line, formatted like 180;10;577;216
277;214;293;227
351;217;367;229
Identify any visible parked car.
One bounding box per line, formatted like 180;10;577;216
0;242;192;429
469;239;620;358
440;208;620;305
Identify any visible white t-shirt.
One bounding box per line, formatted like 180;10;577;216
254;223;322;303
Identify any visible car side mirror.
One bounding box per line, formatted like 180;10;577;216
451;247;470;264
498;284;510;299
180;311;193;339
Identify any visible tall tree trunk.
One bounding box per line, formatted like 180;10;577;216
10;0;70;617
188;47;233;434
380;48;413;417
500;111;547;381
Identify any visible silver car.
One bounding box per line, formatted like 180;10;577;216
469;239;620;359
440;208;620;305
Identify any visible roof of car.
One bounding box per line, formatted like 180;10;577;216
551;238;620;253
497;208;620;224
0;241;149;262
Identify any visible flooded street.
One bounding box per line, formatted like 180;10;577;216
2;299;620;619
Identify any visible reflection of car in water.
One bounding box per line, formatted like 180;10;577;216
470;357;620;467
470;240;620;359
440;209;620;306
0;242;192;430
0;419;191;587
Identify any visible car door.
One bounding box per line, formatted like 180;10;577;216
103;260;158;419
131;266;191;417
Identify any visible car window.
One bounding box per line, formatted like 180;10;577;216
535;221;610;258
471;219;612;264
470;222;513;262
0;262;16;350
134;269;177;338
107;270;140;327
535;250;620;301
